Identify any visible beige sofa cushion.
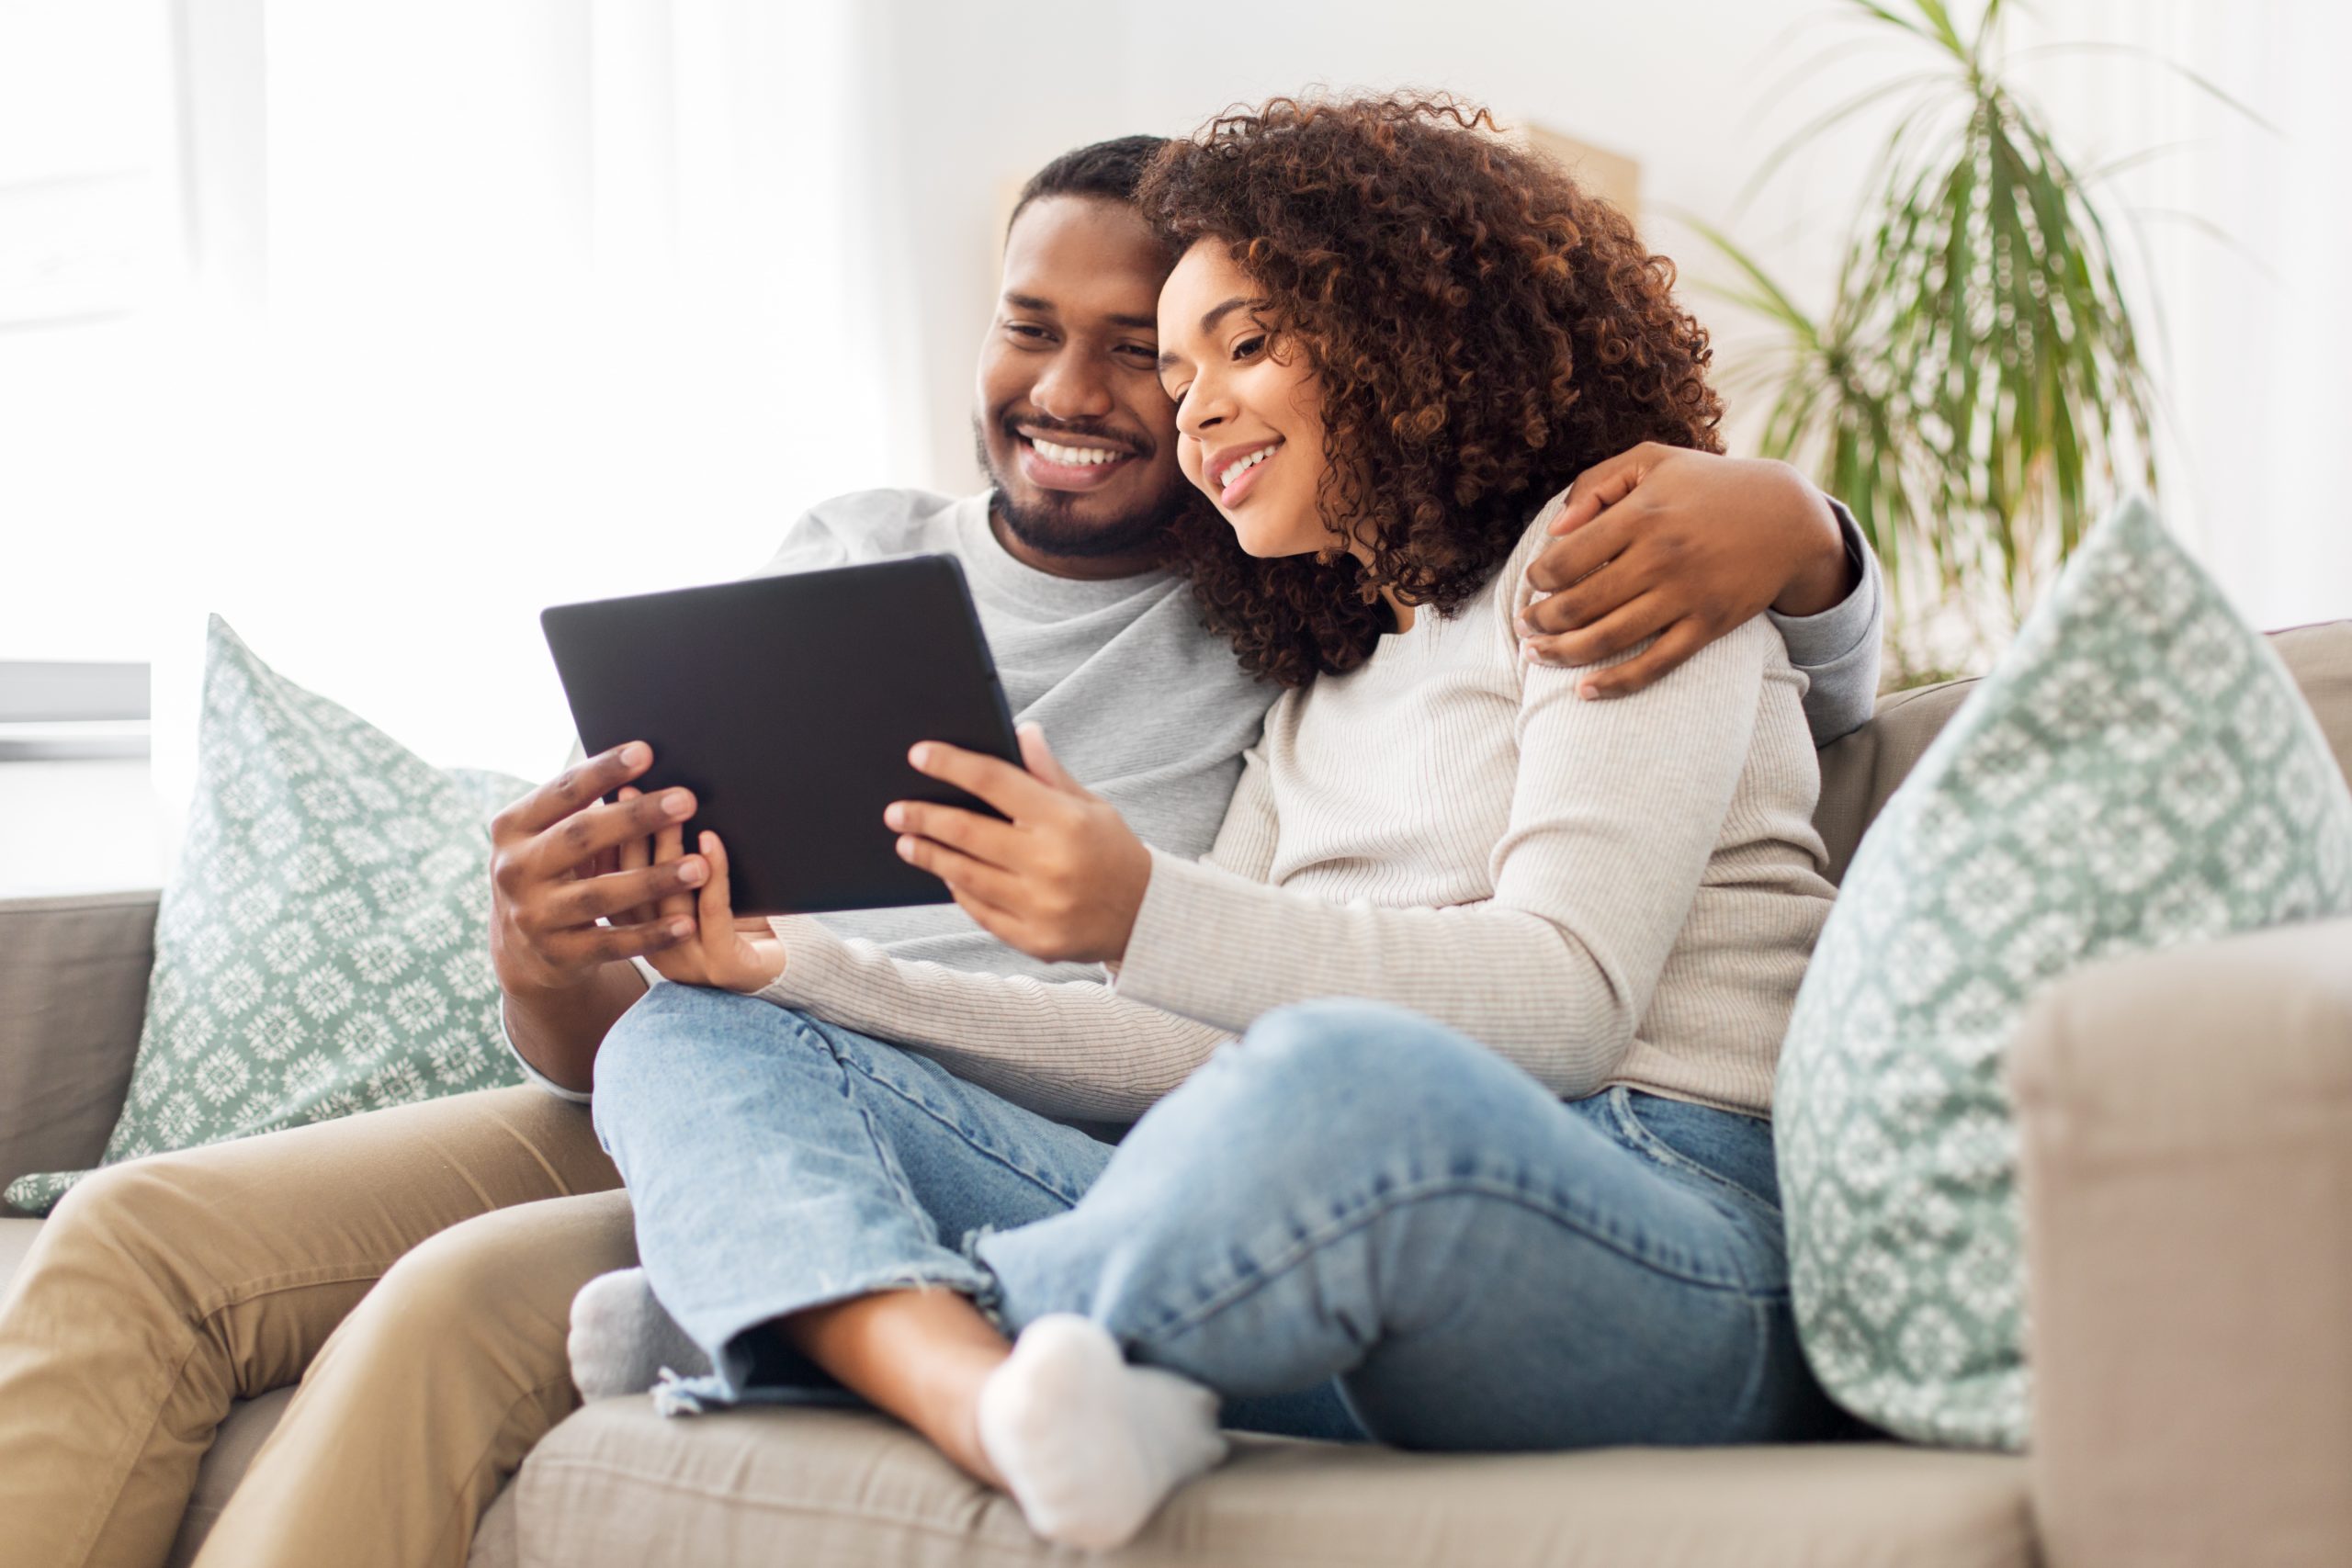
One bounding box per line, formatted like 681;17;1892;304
0;891;158;1206
502;1400;2032;1568
1814;619;2352;884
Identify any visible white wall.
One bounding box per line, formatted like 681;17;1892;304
864;0;1897;492
4;0;2344;883
861;0;2349;630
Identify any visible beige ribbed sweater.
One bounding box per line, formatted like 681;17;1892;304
756;502;1837;1122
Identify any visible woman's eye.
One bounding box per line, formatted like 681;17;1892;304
1233;334;1265;361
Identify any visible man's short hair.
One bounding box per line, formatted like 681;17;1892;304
1007;134;1169;236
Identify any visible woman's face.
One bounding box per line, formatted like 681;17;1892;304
1156;240;1335;558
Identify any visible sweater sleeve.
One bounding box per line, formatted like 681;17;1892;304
1769;499;1883;747
1112;617;1775;1098
750;917;1233;1123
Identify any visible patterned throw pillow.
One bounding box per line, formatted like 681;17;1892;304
1775;496;2352;1450
5;616;531;1216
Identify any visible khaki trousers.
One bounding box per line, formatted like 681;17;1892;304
0;1085;629;1568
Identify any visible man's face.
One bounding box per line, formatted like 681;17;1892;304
974;196;1190;560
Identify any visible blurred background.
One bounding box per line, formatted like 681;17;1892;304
3;0;2346;893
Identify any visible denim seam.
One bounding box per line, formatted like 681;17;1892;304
1605;1089;1784;1223
788;1020;1098;1211
1136;1169;1776;1350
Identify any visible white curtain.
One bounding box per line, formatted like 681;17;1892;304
2005;0;2352;629
6;0;911;860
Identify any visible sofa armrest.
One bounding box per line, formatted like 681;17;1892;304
2010;913;2352;1568
0;890;159;1208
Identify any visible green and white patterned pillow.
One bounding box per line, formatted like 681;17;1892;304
1776;496;2352;1450
5;615;531;1216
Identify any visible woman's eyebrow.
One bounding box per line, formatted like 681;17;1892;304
1199;297;1257;334
1155;348;1187;374
1159;298;1266;373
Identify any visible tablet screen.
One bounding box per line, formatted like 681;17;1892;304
540;554;1022;915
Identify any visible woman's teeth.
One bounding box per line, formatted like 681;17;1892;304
1218;446;1275;489
1032;437;1125;467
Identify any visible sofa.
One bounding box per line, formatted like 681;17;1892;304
4;620;2347;1568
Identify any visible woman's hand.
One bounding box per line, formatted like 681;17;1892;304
888;724;1151;964
615;786;788;993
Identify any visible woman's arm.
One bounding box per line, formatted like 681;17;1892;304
1111;622;1774;1096
895;608;1777;1099
748;919;1233;1123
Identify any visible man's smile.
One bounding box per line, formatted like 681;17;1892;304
1014;425;1145;492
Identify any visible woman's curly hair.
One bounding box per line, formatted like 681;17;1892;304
1137;93;1724;687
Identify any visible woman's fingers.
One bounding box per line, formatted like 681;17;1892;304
909;741;1060;820
896;829;1028;908
652;822;695;924
1015;724;1086;794
696;831;735;958
884;799;1023;868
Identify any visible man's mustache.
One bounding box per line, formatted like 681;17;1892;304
1002;413;1152;462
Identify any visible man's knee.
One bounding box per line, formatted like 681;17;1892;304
39;1155;232;1305
347;1197;631;1377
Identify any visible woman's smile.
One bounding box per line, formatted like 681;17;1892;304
1207;439;1282;505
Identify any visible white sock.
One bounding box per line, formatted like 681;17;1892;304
568;1267;711;1402
977;1314;1229;1550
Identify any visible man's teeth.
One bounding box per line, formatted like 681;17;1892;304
1032;437;1125;467
1218;447;1274;489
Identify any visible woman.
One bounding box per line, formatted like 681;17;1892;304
593;94;1845;1550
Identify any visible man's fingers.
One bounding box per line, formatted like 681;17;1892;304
1547;445;1660;537
884;799;1023;868
1522;590;1679;671
1578;617;1716;700
493;741;654;841
1523;536;1670;634
539;915;695;969
909;742;1060;820
613;786;653;926
539;859;704;934
511;784;697;889
896;829;1028;908
1524;505;1640;595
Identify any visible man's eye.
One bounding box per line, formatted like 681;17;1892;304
1006;323;1050;342
1117;343;1159;363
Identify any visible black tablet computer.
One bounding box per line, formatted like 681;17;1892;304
539;554;1021;916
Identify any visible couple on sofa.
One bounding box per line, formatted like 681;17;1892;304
0;93;1883;1566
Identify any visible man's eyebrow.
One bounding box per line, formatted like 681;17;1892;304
1003;293;1159;332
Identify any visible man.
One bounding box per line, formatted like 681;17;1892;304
0;135;1879;1568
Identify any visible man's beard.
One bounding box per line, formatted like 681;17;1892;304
973;412;1193;561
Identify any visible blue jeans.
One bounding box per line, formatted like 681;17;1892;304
592;985;1844;1449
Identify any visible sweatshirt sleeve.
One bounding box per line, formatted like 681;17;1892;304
750;918;1233;1123
1769;499;1883;746
1112;615;1777;1099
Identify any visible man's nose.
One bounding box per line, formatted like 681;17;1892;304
1031;350;1114;421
